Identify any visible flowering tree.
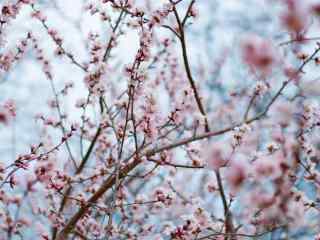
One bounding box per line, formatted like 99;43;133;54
1;0;320;239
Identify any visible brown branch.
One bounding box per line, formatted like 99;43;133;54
102;7;126;62
243;93;257;121
196;224;286;240
56;156;142;240
172;4;210;132
181;0;195;26
279;36;320;46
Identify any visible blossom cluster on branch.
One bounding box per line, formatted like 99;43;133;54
0;0;320;239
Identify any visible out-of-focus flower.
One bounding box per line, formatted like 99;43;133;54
226;157;248;192
242;35;276;76
281;0;309;34
206;142;231;171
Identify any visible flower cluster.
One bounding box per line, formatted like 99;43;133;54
0;0;320;239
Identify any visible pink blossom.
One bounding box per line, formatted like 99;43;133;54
281;0;309;34
206;143;230;171
226;156;248;192
242;35;276;75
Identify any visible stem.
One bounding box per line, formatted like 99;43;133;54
172;2;234;237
